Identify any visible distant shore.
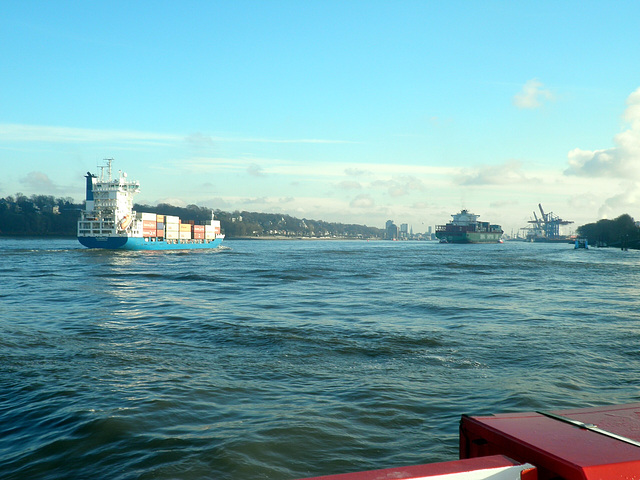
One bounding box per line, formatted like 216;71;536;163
227;236;384;241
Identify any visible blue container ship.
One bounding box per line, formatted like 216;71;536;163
77;159;224;250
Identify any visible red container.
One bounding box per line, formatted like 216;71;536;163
143;220;156;229
193;232;205;239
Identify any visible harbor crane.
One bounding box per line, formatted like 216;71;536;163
526;204;573;240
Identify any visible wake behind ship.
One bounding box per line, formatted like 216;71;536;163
77;159;224;250
435;210;503;244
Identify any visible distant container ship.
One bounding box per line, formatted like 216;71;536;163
435;210;503;244
77;159;224;250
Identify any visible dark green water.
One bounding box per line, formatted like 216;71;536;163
1;238;639;479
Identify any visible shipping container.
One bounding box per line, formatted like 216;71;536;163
156;215;165;223
143;220;156;229
141;212;156;221
180;223;191;232
193;225;205;232
165;231;179;240
193;232;205;239
166;223;179;232
165;215;179;224
156;222;164;230
179;231;192;240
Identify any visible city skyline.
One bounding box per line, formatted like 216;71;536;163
2;1;640;234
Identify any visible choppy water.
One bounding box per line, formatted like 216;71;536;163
2;238;640;479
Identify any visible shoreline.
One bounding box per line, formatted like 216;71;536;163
226;236;385;241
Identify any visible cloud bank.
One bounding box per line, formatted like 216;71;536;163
565;86;640;178
454;160;532;186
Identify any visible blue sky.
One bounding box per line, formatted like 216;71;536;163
2;1;640;234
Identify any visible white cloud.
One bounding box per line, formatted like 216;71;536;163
337;180;362;190
371;176;426;197
597;183;639;219
0;123;352;147
350;194;375;208
454;160;533;186
20;171;62;193
247;164;267;177
565;86;640;178
156;197;188;207
0;124;181;144
345;167;372;177
513;79;554;109
229;137;354;144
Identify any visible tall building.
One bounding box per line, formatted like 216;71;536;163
400;223;409;239
385;220;398;240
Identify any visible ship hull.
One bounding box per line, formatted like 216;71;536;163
435;231;502;244
78;236;224;250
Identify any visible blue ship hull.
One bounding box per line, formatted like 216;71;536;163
78;236;224;250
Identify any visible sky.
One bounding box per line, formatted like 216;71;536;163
2;1;640;235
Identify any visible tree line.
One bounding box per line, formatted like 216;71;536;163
5;193;640;246
0;194;384;239
576;214;640;249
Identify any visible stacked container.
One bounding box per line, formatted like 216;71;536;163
179;222;192;240
156;215;165;238
165;215;179;240
141;212;157;238
193;225;205;240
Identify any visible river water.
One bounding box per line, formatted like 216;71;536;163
1;238;639;479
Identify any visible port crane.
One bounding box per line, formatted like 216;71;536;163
526;204;573;240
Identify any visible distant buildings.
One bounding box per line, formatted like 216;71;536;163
385;220;399;240
385;220;435;240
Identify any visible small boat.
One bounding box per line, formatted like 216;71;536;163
574;238;588;249
296;403;640;480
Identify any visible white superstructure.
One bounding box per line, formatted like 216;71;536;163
78;159;140;238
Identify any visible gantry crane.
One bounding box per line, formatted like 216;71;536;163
526;204;573;240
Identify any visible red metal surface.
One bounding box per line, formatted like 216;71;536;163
294;455;535;480
460;403;640;480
